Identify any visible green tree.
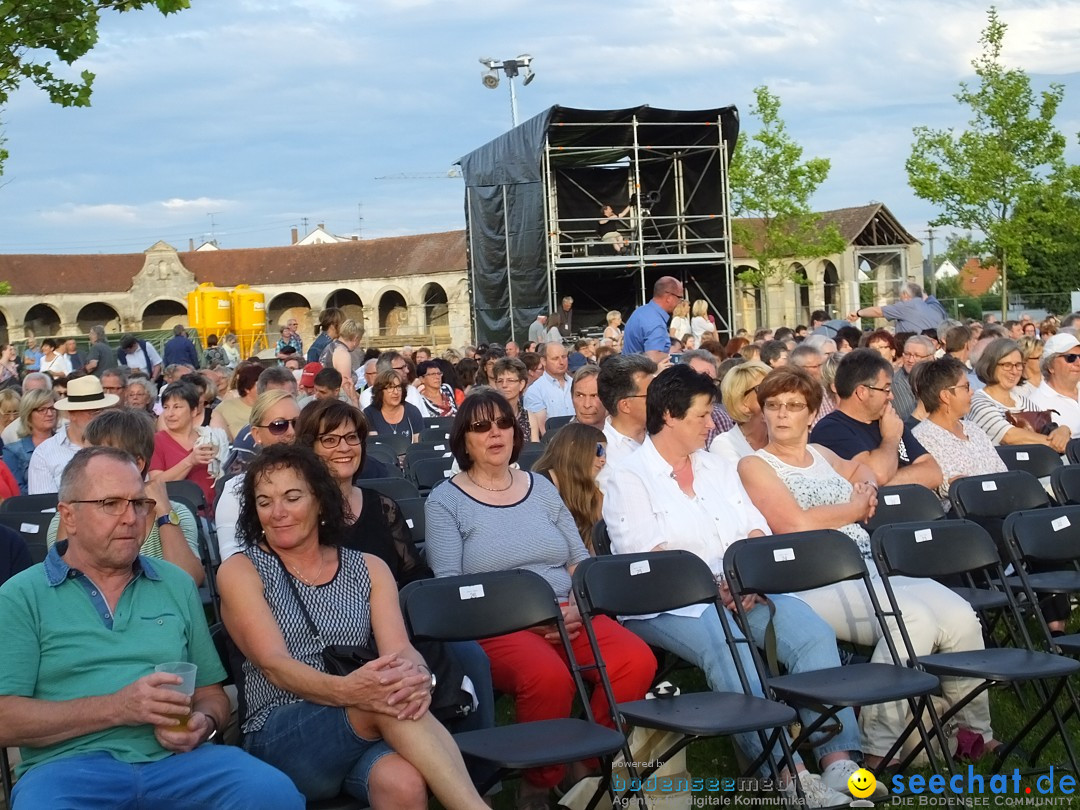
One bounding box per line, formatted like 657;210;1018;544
1011;168;1080;315
729;85;845;324
0;0;190;176
906;6;1070;319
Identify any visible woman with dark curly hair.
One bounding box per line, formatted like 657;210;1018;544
217;443;488;809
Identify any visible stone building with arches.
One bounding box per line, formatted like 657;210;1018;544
0;231;469;350
732;203;923;330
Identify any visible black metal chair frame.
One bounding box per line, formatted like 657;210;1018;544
165;483;222;624
872;519;1080;775
1050;465;1080;507
399;570;632;805
572;551;800;802
995;443;1063;481
0;511;51;564
724;530;953;779
864;483;945;534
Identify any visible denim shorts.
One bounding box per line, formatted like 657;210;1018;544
243;701;394;802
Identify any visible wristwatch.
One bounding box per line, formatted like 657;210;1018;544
156;510;180;529
419;664;436;693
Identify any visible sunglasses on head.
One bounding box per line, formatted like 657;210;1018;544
257;418;297;436
466;416;515;433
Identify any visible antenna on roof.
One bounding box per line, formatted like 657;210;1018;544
357;203;364;240
207;211;222;247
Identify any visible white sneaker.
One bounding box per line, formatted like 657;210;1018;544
821;759;888;800
780;772;850;808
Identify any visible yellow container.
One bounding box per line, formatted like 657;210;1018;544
231;284;268;357
192;283;232;336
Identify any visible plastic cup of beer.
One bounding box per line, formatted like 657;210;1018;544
155;661;197;730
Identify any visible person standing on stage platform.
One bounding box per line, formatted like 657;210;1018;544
621;276;683;364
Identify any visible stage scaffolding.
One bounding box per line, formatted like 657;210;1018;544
459;105;740;345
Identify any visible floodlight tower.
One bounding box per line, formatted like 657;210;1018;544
478;55;535;128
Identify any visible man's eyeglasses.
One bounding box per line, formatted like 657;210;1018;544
947;383;972;392
1062;353;1080;364
903;352;932;361
391;364;408;372
317;432;362;449
68;497;157;516
862;383;892;395
256;418;297;436
466;416;515;433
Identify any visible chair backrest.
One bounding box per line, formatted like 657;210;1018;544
405;443;454;468
396;497;426;543
1067;438;1080;466
419;427;452;443
409;456;455;492
545;415;574;433
871;519;1002;580
516;443;545;472
367;433;412;457
995;444;1062;479
166;480;208;513
423;416;455;433
591;519;612;556
724;530;868;595
0;512;50;564
865;484;946;532
362;477;421;503
0;493;59;514
948;470;1049;519
364;442;401;471
1003;506;1080;566
574;550;718;617
400;569;561;642
1050;465;1080;506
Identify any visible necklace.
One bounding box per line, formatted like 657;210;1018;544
669;457;691;480
289;551;325;586
467;470;514;492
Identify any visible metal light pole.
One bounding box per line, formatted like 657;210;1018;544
479;55;535;128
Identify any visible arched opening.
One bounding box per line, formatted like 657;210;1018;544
791;263;810;326
0;310;8;346
325;289;364;326
378;291;409;336
421;283;449;339
76;302;122;335
24;304;61;338
142;300;188;331
267;293;311;332
734;266;759;331
822;261;839;316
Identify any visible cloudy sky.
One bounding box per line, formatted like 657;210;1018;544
1;0;1077;255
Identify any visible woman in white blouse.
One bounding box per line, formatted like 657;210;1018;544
604;365;870;806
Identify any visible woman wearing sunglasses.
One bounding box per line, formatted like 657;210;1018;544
425;390;655;809
531;423;607;554
216;390;300;561
1030;332;1080;439
968;338;1071;451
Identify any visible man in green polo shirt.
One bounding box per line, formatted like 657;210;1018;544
0;446;303;808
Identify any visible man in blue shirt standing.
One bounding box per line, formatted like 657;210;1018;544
162;325;199;369
622;276;683;363
850;282;948;334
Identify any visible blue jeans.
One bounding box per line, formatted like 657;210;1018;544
12;745;303;810
624;595;861;771
244;701;394;802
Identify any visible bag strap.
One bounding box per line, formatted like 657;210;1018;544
267;548;324;645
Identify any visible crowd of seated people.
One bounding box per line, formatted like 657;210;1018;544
2;308;1080;809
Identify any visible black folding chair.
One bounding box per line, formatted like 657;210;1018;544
423;416;456;434
404;443;454;469
0;511;52;564
590;519;612;557
418;426;452;443
872;519;1080;774
399;570;629;801
0;493;58;514
409;455;455;494
1050;465;1080;506
864;483;945;533
544;415;574;433
165;484;222;623
995;444;1062;480
363;442;401;473
516;443;545;472
360;477;421;503
724;530;951;777
366;433;412;458
573;551;799;796
1066;438;1080;466
395;497;426;545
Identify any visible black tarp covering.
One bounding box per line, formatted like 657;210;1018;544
459;105;739;345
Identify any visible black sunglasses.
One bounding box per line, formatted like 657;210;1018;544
256;418;297;436
1062;353;1080;364
466;416;515;433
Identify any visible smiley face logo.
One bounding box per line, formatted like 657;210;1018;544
848;768;877;799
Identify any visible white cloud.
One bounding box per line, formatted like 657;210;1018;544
39;203;140;223
160;197;233;213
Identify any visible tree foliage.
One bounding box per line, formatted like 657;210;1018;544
1011;168;1080;315
0;0;190;174
906;6;1071;318
729;85;845;322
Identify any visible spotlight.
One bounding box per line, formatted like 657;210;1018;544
482;69;500;89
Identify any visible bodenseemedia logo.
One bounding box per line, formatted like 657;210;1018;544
887;766;1079;804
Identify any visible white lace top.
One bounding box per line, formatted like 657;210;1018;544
755;445;871;560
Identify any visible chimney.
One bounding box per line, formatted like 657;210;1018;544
188;238;195;252
290;227;298;245
317;223;325;231
351;235;358;241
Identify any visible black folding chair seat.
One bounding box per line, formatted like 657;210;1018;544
916;648;1079;682
615;692;795;739
767;662;939;707
948;586;1009;611
453;718;624;772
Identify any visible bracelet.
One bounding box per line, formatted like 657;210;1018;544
204;714;219;743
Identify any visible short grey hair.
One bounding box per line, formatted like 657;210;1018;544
17;389;54;438
904;335;937;355
22;371;53;392
681;349;719;374
901;282;924;299
789;344;823;367
90;325;107;342
973;338;1021;385
58;446;139;503
256;366;298;395
127;377;157;399
802;335;837;353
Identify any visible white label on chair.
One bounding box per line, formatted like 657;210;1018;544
982;481;998;491
459;585;485;600
442;469;453;478
629;560;651;576
884;494;902;506
914;528;933;543
1053;516;1071;532
435;444;446;450
20;523;39;534
406;519;415;529
1016;451;1030;461
773;548;795;562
